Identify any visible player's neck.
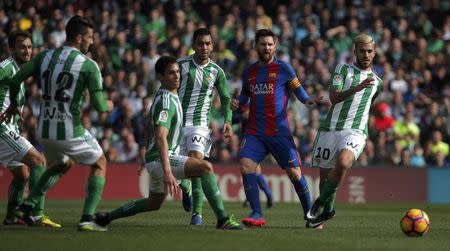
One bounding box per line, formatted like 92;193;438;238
161;86;177;94
64;41;81;51
258;57;275;66
12;56;25;66
193;54;209;66
354;61;372;71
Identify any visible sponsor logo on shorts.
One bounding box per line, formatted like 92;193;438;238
346;142;358;148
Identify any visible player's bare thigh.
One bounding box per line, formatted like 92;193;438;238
183;157;213;178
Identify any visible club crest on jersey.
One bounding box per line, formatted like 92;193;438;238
333;75;342;85
158;110;168;123
268;72;277;80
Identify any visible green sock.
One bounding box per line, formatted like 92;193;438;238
110;199;148;221
318;180;338;210
179;179;191;192
82;175;106;216
30;165;46;216
192;177;204;215
201;172;227;220
25;168;62;207
324;193;336;212
6;179;25;220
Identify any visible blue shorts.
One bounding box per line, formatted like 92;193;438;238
239;135;301;169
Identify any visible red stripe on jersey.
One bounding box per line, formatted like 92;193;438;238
264;63;279;136
246;64;258;135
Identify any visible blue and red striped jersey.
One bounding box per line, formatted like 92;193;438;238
240;58;303;136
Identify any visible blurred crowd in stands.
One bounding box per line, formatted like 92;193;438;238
0;0;449;168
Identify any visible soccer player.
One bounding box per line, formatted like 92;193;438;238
306;34;382;228
177;28;233;225
93;56;243;230
0;31;60;227
1;15;113;231
232;29;321;227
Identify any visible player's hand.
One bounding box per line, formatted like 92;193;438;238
231;98;240;111
314;96;331;108
137;164;144;176
0;105;22;124
222;123;233;139
357;77;375;91
305;99;316;108
164;172;179;196
106;100;114;112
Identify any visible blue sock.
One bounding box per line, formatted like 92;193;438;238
256;174;272;200
242;173;262;216
292;175;311;217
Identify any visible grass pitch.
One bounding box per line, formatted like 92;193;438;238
0;200;449;251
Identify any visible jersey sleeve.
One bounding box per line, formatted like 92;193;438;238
215;68;232;124
85;60;108;112
7;52;45;106
153;99;175;129
329;64;346;92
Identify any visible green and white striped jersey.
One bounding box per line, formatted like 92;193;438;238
320;63;382;134
6;46;107;140
145;89;183;163
177;55;232;127
0;57;25;133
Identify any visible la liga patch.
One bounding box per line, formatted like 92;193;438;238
333;75;342;85
158;110;169;123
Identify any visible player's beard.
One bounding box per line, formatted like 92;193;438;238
259;52;273;63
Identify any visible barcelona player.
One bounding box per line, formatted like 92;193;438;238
232;29;323;227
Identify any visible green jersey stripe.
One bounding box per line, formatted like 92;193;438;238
193;65;211;125
180;61;196;125
57;102;65;140
335;67;360;130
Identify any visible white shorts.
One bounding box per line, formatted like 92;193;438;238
312;129;367;168
145;155;189;193
38;130;103;166
179;126;212;157
0;127;33;169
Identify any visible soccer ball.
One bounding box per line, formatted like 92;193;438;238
400;209;430;237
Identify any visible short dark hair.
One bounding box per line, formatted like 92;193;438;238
192;28;211;43
8;30;32;48
155;56;177;75
255;29;276;43
66;15;93;42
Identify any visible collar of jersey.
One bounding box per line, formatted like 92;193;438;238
190;55;211;68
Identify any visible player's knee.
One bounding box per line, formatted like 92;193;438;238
201;161;213;174
28;151;45;167
239;159;257;174
91;155;107;172
286;167;301;181
336;153;353;171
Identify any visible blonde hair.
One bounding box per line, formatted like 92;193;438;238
353;33;375;48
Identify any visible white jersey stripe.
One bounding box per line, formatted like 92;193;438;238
343;71;368;129
184;67;204;126
330;66;354;129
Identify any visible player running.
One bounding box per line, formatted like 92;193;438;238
0;31;60;227
306;34;382;228
1;15;113;231
232;29;324;227
94;56;243;230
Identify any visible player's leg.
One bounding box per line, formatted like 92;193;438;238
181;127;211;224
95;160;169;228
308;130;366;226
178;139;193;213
255;164;273;208
21;149;47;217
3;165;28;225
188;150;205;225
239;135;268;226
267;136;311;219
184;157;243;230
